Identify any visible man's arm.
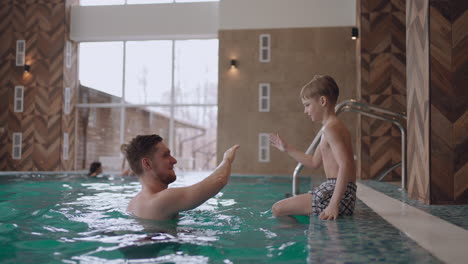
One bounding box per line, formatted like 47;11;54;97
319;125;355;220
270;133;322;169
150;145;240;219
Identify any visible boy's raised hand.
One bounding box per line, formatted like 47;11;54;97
223;145;240;164
269;133;288;152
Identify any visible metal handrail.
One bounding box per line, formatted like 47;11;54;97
292;99;407;196
335;99;407;119
376;161;402;181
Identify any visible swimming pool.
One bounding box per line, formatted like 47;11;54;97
0;173;441;263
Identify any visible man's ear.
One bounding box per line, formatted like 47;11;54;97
141;158;151;170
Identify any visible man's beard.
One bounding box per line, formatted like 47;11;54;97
160;173;176;185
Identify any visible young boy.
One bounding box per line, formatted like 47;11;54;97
269;75;356;220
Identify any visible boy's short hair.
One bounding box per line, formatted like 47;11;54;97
125;134;163;176
300;75;340;105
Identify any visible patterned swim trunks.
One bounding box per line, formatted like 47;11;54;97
309;178;357;216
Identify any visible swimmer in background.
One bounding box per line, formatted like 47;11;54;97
88;161;103;177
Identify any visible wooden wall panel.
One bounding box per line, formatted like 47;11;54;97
405;0;467;204
429;0;468;204
406;0;430;203
61;0;79;170
0;0;78;171
359;0;406;181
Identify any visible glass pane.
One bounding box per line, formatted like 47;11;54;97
15;100;22;111
76;107;122;172
124;107;171;143
174;106;217;170
14;134;21;144
261;36;269;47
174;39;218;104
79;83;123;104
261;85;269;96
80;0;125;6
79;42;123;101
262;49;269;61
261;98;268;110
13;146;20;158
260;149;267;161
125;41;172;104
15;87;23;98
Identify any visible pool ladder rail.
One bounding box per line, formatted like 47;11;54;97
291;99;407;196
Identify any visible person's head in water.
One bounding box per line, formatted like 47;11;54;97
88;161;103;177
125;134;177;184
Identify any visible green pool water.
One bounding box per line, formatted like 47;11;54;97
0;173;444;263
0;173;312;263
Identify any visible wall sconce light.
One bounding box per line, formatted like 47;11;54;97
351;27;359;40
24;64;30;72
230;59;237;69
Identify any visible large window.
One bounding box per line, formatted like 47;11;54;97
77;39;218;172
175;40;218;104
79;42;123;98
125;41;172;105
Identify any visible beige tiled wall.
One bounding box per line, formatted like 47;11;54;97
218;27;357;176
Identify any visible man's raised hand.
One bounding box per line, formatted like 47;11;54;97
223;145;240;164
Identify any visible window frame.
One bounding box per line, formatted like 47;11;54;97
258;83;270;112
259;34;271;63
16;40;25;66
12;132;22;160
14;86;24;113
258;133;270;162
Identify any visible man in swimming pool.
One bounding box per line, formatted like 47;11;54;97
269;75;357;221
125;134;240;220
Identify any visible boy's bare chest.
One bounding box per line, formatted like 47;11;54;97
319;138;336;164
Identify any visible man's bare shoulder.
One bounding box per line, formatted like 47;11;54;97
127;189;180;220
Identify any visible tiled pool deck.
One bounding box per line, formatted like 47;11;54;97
360;180;468;230
356;182;468;264
307;199;442;263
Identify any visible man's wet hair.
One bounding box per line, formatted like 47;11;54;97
125;134;163;175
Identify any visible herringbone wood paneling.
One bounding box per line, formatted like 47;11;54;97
406;0;430;202
429;0;468;204
62;1;79;170
359;0;406;181
0;0;78;171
